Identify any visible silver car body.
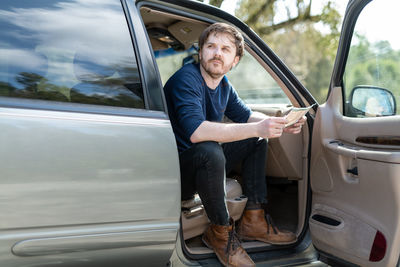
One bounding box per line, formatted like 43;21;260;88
0;100;180;266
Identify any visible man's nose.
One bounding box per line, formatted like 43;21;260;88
213;46;222;57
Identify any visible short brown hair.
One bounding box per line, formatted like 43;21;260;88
198;22;244;60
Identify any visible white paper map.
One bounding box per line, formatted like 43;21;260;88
284;104;315;127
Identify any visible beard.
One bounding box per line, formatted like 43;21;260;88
200;57;231;79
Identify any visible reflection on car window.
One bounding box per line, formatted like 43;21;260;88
0;0;144;109
343;0;399;117
226;51;290;105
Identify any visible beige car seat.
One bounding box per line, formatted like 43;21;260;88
181;178;248;240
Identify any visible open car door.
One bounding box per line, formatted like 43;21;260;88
309;0;400;266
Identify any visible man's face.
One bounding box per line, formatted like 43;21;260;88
199;32;239;79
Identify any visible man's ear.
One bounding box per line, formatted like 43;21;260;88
232;56;239;68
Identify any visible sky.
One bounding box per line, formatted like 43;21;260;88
354;0;400;49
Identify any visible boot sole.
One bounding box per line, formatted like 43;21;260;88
201;236;229;267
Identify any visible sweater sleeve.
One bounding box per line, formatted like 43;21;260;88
169;71;205;140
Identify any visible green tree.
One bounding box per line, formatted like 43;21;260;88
16;72;44;93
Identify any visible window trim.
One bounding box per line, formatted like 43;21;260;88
328;0;372;107
123;0;166;112
0;96;168;119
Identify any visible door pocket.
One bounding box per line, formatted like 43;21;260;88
311;214;341;227
310;204;377;261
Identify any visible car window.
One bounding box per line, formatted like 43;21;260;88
343;0;399;117
155;46;290;105
226;51;291;105
155;47;198;86
0;0;144;109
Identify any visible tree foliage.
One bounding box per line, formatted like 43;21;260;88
200;0;343;103
236;0;340;36
236;0;342;103
208;0;224;7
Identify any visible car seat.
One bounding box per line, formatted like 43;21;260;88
181;178;248;240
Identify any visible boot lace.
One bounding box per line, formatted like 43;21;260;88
226;218;242;260
226;228;241;254
265;213;278;235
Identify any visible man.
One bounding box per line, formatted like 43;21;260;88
164;23;306;267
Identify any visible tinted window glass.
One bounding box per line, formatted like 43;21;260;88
0;0;144;109
155;47;198;86
226;51;290;105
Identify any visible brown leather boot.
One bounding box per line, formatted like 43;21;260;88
237;209;297;245
202;218;255;267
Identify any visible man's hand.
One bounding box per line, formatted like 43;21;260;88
283;116;307;134
256;117;287;139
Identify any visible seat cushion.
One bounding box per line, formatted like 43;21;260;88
182;178;248;240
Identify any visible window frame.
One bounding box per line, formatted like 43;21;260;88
124;0;166;113
328;0;372;112
337;0;399;118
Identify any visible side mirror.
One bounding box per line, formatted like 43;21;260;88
348;85;396;117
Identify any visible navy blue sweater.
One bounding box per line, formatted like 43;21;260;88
163;63;251;153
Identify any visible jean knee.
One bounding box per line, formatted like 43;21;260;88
193;141;226;168
256;138;268;152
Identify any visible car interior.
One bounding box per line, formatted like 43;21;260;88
139;5;315;256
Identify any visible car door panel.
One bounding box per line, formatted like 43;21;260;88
249;104;305;181
310;86;400;266
0;106;180;266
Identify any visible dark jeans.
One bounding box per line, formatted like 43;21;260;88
179;137;268;225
